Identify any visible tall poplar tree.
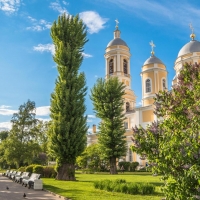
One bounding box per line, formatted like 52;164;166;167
90;77;127;174
49;14;88;180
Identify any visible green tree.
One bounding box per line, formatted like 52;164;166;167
76;143;108;171
0;130;9;142
49;13;88;180
90;77;127;174
132;63;200;199
3;100;41;168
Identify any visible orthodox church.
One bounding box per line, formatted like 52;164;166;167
87;22;200;166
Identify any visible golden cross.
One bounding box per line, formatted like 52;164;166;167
189;23;194;34
115;19;119;28
149;40;156;53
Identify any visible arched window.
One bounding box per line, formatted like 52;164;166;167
126;102;130;112
109;59;113;74
162;79;166;90
123;59;128;74
146;79;151;93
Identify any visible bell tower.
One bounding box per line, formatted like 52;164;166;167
141;41;168;107
105;20;136;112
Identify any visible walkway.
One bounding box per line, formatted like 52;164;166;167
0;174;69;200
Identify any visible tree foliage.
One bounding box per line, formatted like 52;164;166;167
76;143;108;171
2;100;41;168
90;77;127;174
49;13;88;180
132;63;200;199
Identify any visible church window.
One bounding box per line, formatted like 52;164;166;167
123;59;128;74
124;122;128;129
146;79;151;93
162;79;166;90
109;59;113;74
126;102;130;112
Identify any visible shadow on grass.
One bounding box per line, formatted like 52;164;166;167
44;184;84;200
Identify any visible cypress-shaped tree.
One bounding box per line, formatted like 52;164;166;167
49;14;88;180
90;77;127;174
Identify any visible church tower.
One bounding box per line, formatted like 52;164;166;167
105;21;136;113
141;41;168;107
173;24;200;85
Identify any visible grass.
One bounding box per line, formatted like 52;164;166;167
42;172;165;200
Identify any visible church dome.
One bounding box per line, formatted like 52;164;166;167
143;55;163;65
178;40;200;57
107;38;128;47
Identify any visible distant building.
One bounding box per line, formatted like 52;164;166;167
87;23;200;166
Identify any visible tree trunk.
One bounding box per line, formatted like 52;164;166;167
56;163;76;180
109;157;118;174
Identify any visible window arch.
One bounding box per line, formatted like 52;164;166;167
109;59;113;74
145;79;151;93
126;102;130;112
123;59;128;74
162;79;166;90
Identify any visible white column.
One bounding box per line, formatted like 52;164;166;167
114;56;116;72
105;58;107;76
117;52;120;72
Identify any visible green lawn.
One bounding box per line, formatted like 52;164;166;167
42;172;165;200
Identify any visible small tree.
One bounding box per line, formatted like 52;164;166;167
49;13;88;180
76;143;108;171
90;77;127;174
132;63;200;199
2;100;41;168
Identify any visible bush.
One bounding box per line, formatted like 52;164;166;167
118;161;130;171
25;164;35;173
93;179;155;195
130;162;139;172
43;166;56;178
81;169;95;174
18;166;26;172
33;165;44;175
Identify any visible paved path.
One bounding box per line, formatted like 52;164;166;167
0;174;69;200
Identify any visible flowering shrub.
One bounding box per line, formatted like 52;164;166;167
132;63;200;199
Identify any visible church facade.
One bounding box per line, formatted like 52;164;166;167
87;23;200;166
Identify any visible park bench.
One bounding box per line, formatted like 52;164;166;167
6;170;13;177
9;171;17;179
15;172;30;184
22;173;42;189
2;170;9;176
11;171;22;181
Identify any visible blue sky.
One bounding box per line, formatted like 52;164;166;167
0;0;200;132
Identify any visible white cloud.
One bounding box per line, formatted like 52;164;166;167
79;11;108;34
26;16;52;32
87;119;93;123
33;43;92;58
0;0;21;14
82;52;93;58
33;44;55;55
0;121;12;130
0;106;17;115
105;0;200;32
88;115;96;118
36;106;50;116
0;105;11;109
50;0;68;14
36;117;51;122
136;101;142;107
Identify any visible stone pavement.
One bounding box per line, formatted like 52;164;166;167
0;174;69;200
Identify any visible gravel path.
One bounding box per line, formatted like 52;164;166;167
0;174;70;200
